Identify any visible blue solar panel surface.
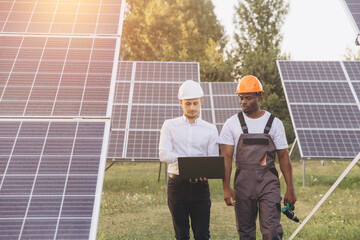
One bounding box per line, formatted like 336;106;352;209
0;120;107;239
0;0;125;238
108;61;199;160
278;60;360;158
108;62;239;160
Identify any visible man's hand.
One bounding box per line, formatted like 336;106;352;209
278;149;297;210
284;188;297;210
224;187;235;206
221;144;235;206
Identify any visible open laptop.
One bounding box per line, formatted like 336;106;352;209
178;156;224;179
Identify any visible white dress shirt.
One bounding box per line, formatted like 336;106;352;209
159;115;219;175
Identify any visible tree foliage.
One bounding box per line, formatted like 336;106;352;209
232;0;294;143
121;0;234;82
344;47;360;60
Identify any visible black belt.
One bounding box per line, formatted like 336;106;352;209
169;173;207;183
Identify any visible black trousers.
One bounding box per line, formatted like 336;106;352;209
167;177;211;240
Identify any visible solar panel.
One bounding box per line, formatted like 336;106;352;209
201;82;239;133
108;62;240;161
277;61;347;81
342;0;360;44
0;120;108;239
0;35;117;117
277;60;360;158
0;0;125;238
343;61;360;80
108;61;200;160
0;0;122;35
297;129;360;158
283;82;356;103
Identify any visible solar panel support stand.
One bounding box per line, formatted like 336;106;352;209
290;152;360;240
158;162;168;184
277;138;297;181
289;138;297;158
105;160;117;172
302;159;306;187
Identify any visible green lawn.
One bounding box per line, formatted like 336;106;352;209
97;158;360;239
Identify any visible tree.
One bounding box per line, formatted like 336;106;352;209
121;0;235;82
344;47;360;60
232;0;294;143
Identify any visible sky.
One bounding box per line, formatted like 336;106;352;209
212;0;359;61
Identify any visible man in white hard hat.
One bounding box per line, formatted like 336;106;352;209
159;80;219;240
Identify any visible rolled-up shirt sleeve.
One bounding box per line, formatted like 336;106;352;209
159;120;179;164
208;126;219;156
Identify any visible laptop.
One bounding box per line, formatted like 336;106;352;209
178;156;224;179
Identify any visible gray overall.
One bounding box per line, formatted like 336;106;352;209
234;111;283;240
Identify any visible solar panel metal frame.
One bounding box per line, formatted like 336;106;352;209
341;0;360;45
277;60;360;159
0;0;126;238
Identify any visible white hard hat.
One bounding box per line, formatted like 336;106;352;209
178;80;204;100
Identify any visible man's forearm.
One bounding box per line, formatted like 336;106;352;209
222;157;232;189
278;149;295;190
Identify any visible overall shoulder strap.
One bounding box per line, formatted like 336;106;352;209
264;114;275;134
237;111;248;134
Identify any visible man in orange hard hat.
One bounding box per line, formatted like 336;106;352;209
159;80;219;240
218;75;297;239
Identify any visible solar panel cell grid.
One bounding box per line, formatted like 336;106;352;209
202;96;211;108
278;61;347;81
130;105;183;130
111;105;128;129
200;82;210;95
278;60;360;158
0;120;106;239
132;82;181;104
283;82;356;103
297;130;360;158
0;35;116;117
107;130;125;158
211;82;238;95
126;131;160;158
343;61;360;81
113;82;131;103
134;62;199;82
344;0;360;31
0;0;122;35
117;62;133;82
200;109;213;123
213;95;239;108
214;109;237;123
21;219;57;239
291;104;360;129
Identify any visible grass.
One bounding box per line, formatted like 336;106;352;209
97;157;360;239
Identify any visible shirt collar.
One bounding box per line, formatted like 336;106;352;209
181;115;202;125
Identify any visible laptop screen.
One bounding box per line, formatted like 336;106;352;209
178;156;224;179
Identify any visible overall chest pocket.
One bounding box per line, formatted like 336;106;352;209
243;138;269;146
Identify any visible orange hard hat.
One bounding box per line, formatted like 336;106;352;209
235;75;264;94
